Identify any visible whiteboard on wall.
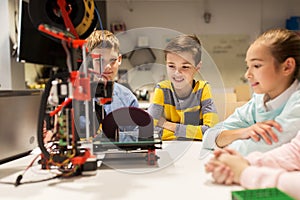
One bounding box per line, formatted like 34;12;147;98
199;34;250;88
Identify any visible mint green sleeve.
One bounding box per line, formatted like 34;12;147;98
201;97;256;157
229;91;300;156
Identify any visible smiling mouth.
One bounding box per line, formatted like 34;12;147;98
173;77;184;83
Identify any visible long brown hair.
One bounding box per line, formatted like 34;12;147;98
254;28;300;79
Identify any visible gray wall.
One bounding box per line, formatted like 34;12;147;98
1;0;299;90
105;0;300;90
0;0;25;90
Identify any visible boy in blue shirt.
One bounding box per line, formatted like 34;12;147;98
78;30;139;136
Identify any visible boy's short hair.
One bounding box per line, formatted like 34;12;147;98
86;30;120;53
165;34;202;66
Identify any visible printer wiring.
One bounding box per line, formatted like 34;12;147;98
0;153;61;187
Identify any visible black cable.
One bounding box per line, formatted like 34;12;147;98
94;7;103;30
37;72;70;161
0;153;60;187
15;175;23;186
14;153;40;186
0;174;61;187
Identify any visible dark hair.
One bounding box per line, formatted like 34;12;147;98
164;34;202;66
254;28;300;79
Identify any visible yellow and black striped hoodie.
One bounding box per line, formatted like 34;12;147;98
148;79;219;140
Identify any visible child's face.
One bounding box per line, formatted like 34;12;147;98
166;52;200;91
91;47;121;81
245;43;289;99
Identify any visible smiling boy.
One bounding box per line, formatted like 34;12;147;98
148;34;219;140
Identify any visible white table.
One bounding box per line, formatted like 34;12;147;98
0;141;243;200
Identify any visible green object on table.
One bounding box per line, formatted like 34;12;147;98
231;188;295;200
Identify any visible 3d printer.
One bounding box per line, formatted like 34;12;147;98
29;0;162;177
